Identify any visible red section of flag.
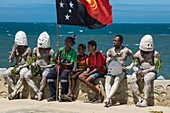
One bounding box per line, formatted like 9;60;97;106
78;0;112;25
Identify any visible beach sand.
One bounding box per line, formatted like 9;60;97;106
0;98;169;113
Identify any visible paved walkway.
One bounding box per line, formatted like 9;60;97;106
0;98;169;113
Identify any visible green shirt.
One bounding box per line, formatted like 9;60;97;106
56;47;77;63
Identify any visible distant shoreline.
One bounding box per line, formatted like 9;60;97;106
0;22;170;24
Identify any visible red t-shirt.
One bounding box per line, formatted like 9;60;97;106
88;51;106;74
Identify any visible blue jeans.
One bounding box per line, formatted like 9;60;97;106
46;67;71;98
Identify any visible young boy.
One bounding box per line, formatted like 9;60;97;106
78;40;106;103
63;44;88;101
46;36;77;102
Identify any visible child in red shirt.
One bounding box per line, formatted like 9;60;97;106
62;44;88;101
78;40;106;102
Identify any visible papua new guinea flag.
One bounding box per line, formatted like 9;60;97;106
56;0;112;29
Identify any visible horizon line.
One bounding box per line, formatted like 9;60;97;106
0;21;170;24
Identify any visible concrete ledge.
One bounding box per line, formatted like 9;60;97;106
0;74;170;106
154;80;170;106
76;77;128;105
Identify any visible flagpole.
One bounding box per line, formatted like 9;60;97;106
56;25;60;101
56;0;60;101
57;24;60;48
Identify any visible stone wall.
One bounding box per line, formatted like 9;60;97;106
76;77;170;106
0;74;170;106
154;80;170;106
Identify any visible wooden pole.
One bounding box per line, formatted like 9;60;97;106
56;0;60;101
56;24;60;101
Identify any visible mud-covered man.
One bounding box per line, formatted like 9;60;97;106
3;31;31;100
130;35;161;107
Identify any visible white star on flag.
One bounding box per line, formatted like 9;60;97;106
65;14;70;20
59;1;64;8
69;9;72;13
69;1;74;8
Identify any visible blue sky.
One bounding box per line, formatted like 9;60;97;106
0;0;170;23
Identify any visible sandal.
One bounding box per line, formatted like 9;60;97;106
60;94;72;102
84;98;98;103
71;95;77;101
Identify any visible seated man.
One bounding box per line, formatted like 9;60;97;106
23;31;54;101
130;34;161;107
78;40;107;103
3;31;31;99
104;35;134;107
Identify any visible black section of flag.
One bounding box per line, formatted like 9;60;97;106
56;0;105;29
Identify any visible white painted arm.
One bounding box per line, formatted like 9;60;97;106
125;62;134;71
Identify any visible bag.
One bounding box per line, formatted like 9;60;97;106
107;59;123;76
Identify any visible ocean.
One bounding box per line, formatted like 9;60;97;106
0;22;169;79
